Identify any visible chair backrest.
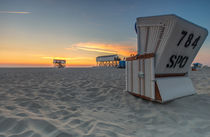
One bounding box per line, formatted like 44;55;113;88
136;14;208;75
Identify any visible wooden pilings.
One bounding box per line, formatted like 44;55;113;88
97;60;119;67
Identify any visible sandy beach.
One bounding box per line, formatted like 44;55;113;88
0;67;210;137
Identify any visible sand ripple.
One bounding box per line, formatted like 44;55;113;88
0;68;210;137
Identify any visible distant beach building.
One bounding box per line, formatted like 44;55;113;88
96;55;121;67
118;60;126;68
53;59;66;68
192;63;203;71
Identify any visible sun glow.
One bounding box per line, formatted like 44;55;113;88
0;41;136;67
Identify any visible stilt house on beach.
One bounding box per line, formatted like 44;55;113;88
96;55;121;67
53;59;66;68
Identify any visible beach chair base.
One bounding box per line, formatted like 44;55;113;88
126;53;196;103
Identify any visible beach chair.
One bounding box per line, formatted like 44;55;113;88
126;14;208;103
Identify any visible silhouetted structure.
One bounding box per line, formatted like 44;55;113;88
118;60;126;68
192;63;202;71
53;59;66;68
96;55;120;67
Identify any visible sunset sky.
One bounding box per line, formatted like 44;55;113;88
0;0;210;67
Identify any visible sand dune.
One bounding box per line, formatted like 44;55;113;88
0;68;210;137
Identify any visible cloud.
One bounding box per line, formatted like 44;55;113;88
0;11;31;14
76;46;117;54
67;42;136;57
41;56;71;60
41;56;94;61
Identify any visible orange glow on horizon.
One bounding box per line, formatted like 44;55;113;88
0;41;137;67
1;41;209;67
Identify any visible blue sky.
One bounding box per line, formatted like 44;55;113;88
0;0;210;66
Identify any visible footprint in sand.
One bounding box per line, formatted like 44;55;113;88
0;118;17;132
8;119;27;134
27;119;57;134
8;130;34;137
